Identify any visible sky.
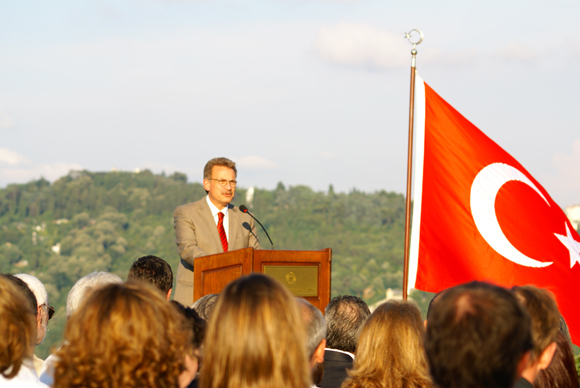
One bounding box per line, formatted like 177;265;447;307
1;0;579;207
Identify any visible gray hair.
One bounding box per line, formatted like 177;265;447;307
296;298;326;359
324;295;370;353
66;271;122;319
191;293;220;321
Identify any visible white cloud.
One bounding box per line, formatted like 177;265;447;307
0;111;15;129
0;148;82;186
542;139;580;207
493;43;538;62
303;0;362;2
0;148;28;165
321;151;335;158
313;23;479;70
314;23;409;70
235;155;279;170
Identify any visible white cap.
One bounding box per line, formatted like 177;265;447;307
14;274;48;306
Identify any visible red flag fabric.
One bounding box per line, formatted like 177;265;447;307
408;75;580;344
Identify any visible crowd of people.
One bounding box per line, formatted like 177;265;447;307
0;254;578;388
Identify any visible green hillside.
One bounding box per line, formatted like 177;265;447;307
0;169;429;358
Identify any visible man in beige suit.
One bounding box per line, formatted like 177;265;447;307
173;157;261;306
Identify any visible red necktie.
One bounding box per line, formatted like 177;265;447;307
217;212;228;252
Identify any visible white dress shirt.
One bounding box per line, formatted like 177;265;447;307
0;359;48;388
206;195;229;242
325;348;355;360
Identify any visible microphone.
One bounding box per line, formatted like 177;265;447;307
239;204;274;249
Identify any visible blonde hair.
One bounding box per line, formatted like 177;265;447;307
54;282;192;388
342;300;432;388
0;275;36;379
200;274;311;388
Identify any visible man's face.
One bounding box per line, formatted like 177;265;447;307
203;166;236;210
36;305;48;345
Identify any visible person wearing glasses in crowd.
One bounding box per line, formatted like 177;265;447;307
14;274;55;375
173;157;261;306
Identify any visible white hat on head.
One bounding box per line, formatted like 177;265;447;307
14;273;48;306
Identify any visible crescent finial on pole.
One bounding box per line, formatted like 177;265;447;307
402;28;423;301
404;29;423;68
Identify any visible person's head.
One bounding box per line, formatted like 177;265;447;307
296;298;327;371
535;331;579;388
202;157;237;210
200;274;311;388
512;286;560;382
54;282;193;388
324;295;370;353
171;302;206;351
2;274;37;317
425;290;443;325
425;281;533;388
343;300;431;388
14;274;52;345
128;255;173;300
192;293;220;321
171;302;207;388
3;274;38;356
0;275;37;379
66;271;122;319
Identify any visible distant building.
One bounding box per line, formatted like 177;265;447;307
565;205;580;231
52;243;61;255
246;187;255;209
369;288;402;312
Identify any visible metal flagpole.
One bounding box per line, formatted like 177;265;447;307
402;29;423;300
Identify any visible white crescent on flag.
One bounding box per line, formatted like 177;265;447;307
470;163;553;268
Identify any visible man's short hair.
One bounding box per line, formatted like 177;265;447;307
325;295;370;353
171;301;207;350
127;255;173;294
3;274;37;317
203;157;237;180
297;298;326;359
425;281;533;388
66;271;122;319
191;294;219;321
513;285;560;360
426;290;443;322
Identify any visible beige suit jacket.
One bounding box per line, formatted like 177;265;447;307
173;197;261;305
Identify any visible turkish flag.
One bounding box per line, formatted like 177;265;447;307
408;75;580;344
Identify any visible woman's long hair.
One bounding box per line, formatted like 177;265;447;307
54;282;192;388
0;275;36;379
199;274;311;388
342;300;433;388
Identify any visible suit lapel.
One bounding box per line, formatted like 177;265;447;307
198;199;223;253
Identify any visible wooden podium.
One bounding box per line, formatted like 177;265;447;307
193;248;332;313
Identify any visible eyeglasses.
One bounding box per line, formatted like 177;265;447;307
42;304;55;320
209;179;237;187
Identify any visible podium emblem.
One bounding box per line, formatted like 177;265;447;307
263;265;318;297
286;272;297;284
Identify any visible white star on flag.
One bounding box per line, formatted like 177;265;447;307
554;223;580;269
